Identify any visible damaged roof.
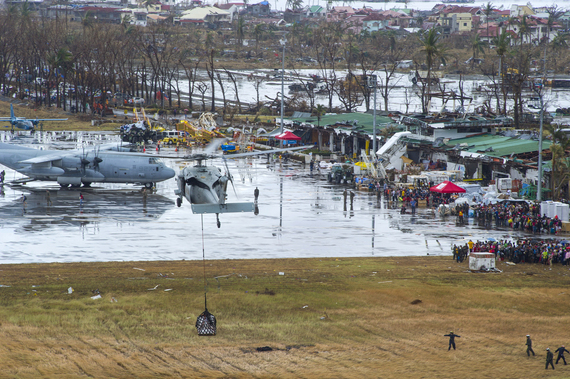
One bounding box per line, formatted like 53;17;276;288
288;112;395;135
443;134;551;158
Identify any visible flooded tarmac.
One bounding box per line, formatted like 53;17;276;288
0;136;532;263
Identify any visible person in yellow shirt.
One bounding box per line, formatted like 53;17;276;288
468;239;474;252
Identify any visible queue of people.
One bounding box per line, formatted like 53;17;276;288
471;201;563;234
453;238;570;266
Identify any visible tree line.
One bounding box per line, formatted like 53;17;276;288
1;3;569;127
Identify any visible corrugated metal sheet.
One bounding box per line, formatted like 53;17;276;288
289;112;394;134
444;134;551;158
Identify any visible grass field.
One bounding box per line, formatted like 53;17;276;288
0;256;568;378
0;100;124;132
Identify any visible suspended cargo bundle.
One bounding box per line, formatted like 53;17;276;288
196;308;216;336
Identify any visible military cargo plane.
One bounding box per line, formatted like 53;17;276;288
0;104;68;131
0;142;175;188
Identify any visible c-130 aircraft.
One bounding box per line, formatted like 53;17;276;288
0;142;175;188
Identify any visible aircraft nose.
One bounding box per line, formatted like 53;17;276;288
163;167;176;180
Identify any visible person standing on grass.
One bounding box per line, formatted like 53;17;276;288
555;345;569;365
546;348;555;369
526;335;535;356
444;331;460;350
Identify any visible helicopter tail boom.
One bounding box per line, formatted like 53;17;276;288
191;202;254;214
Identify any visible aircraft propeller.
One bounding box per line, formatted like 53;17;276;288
92;145;103;171
80;145;90;174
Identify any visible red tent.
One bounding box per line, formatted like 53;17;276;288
275;131;301;141
429;181;466;193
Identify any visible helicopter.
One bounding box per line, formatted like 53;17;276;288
174;139;308;227
0;104;68;131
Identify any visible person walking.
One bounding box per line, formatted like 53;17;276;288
555;345;569;365
79;193;84;207
444;331;460;350
254;187;259;202
526;335;535;357
46;190;52;207
546;348;555;370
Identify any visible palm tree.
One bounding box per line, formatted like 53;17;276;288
544;6;565;75
314;104;326;127
419;28;447;113
518;15;529;45
492;31;511;113
546;124;570;200
470;33;486;69
236;17;245;46
483;2;494;47
253;23;265;54
286;0;303;10
81;10;94;34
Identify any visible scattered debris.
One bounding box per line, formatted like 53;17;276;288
164;289;173;291
133;267;145;271
279;272;284;276
147;285;160;291
506;262;516;266
110;297;118;303
91;294;101;300
256;346;273;352
0;285;11;288
256;288;275;296
410;299;422;305
91;289;100;295
302;305;308;309
68;287;73;294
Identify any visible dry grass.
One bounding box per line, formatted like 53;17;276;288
0;257;569;378
0;100;123;132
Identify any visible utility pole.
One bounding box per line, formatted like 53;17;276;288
280;37;287;148
537;92;544;202
368;74;378;154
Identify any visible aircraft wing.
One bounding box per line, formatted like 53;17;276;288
19;152;72;164
35;118;68;122
225;145;311;159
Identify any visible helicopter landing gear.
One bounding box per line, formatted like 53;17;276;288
216;214;221;228
176;197;182;207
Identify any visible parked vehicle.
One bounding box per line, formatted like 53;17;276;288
128;97;145;105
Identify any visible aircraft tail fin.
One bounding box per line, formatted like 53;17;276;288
10;104;14;120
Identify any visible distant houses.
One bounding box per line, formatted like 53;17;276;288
17;0;563;43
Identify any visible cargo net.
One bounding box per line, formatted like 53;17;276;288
196;309;217;336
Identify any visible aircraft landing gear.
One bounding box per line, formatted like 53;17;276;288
144;182;154;189
216;214;221;228
176;197;182;207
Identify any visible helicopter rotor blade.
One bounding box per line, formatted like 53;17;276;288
202;138;227;156
223;158;238;197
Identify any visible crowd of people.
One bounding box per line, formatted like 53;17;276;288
469;201;564;235
453;238;570;266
